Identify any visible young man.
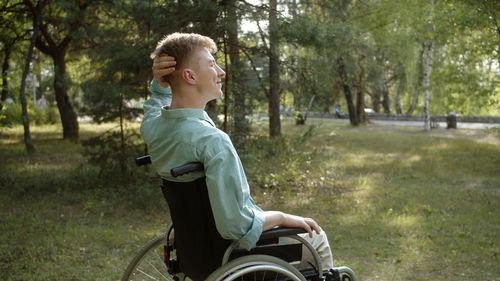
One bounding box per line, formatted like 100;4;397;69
142;32;334;272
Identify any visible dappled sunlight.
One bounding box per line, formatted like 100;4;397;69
2;121;499;280
424;141;453;152
401;154;422;167
385;213;420;230
283;192;314;209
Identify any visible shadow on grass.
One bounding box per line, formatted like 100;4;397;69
302;125;500;280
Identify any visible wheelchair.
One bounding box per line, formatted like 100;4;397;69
122;156;358;281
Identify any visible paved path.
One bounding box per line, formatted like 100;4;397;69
295;117;500;130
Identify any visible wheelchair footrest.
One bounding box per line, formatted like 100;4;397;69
324;269;341;281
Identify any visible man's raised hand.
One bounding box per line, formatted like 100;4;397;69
152;54;176;88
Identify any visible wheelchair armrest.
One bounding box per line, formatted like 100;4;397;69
257;227;307;245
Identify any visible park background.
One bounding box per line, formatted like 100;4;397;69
1;0;499;280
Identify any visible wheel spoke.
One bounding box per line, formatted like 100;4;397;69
145;259;169;280
136;268;160;280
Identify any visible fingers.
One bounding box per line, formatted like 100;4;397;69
152;59;176;70
152;55;176;88
304;218;321;238
153;55;176;67
282;213;321;238
154;68;175;77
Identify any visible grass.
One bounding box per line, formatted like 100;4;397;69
0;120;499;280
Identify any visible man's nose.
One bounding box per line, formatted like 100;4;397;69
217;65;225;78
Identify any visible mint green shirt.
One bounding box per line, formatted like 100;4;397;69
140;79;265;250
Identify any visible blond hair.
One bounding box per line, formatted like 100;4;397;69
151;33;217;83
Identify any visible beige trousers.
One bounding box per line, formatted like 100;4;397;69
280;228;334;271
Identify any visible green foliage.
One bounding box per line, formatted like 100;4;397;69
295;111;305;125
81;125;144;183
0;100;59;127
240;125;317;191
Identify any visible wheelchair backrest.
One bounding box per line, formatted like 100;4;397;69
161;177;231;281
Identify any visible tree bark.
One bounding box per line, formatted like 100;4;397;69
406;44;425;115
290;0;300;112
423;41;433;131
381;83;391;114
395;67;405;115
226;0;246;145
423;0;435;131
356;55;366;123
338;56;358;126
268;0;281;137
196;0;219;121
372;53;385;113
198;0;218;40
53;51;79;140
1;47;11;111
19;0;44;153
292;44;299;111
395;81;403;114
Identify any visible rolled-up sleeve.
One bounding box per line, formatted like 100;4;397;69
141;79;172;141
143;79;172;121
202;134;265;250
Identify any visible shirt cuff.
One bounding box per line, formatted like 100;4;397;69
150;78;171;95
237;209;266;250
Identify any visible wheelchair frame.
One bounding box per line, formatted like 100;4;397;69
121;156;358;281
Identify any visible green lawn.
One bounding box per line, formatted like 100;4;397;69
1;120;499;280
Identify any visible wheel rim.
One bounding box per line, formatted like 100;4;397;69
123;235;176;281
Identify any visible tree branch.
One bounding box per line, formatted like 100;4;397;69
240;45;269;97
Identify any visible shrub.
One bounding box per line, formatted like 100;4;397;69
0;100;59;127
82;126;144;183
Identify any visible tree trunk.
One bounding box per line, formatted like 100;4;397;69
290;0;300;112
26;0;81;140
1;47;11;111
198;0;218;40
423;41;433;131
395;70;405;114
19;0;44;154
268;0;281;137
423;0;435;131
381;84;391;114
338;56;358;126
226;0;246;145
197;0;220;121
356;55;366;123
406;44;425;115
53;51;79;140
372;53;385;113
292;44;299;111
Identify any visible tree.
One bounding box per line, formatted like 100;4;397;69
19;0;43;153
268;0;281;137
80;0;173;177
24;0;97;140
223;0;247;145
423;0;435;131
1;0;30;110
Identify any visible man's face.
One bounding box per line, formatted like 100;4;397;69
192;48;225;100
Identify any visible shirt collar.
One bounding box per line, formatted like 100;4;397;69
161;106;215;127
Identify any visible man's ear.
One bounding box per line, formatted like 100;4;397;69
181;68;197;85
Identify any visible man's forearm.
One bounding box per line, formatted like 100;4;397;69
262;211;321;238
262;211;284;231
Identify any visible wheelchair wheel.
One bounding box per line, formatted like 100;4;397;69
334;266;358;281
206;254;307;281
121;233;177;281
